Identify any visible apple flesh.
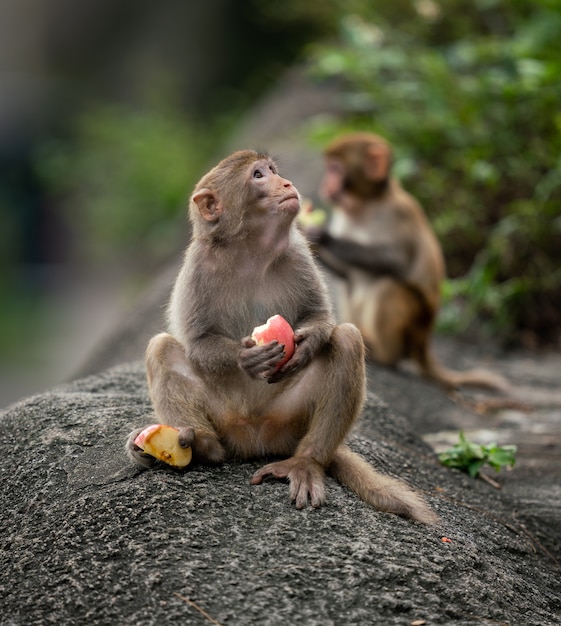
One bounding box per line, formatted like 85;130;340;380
134;424;192;469
251;314;295;371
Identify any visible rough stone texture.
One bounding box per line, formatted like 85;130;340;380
2;67;561;625
1;362;560;626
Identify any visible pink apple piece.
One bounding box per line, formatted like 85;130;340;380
251;314;295;371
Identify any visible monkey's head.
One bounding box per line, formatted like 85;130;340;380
320;132;393;203
189;150;301;241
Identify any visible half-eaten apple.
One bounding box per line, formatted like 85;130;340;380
251;314;295;371
134;424;192;469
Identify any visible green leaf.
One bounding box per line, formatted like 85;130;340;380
468;460;486;478
438;432;517;478
486;445;517;472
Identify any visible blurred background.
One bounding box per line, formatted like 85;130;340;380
1;0;560;408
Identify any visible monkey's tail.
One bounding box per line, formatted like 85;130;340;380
417;349;510;392
328;445;439;524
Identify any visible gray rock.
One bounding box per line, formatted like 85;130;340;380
1;361;560;625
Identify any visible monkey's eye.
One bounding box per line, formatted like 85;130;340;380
326;160;344;175
253;169;264;179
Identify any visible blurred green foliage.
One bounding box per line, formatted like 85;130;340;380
35;104;225;268
30;2;561;346
300;0;561;345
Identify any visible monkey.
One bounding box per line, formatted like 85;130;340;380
126;149;438;524
302;132;508;391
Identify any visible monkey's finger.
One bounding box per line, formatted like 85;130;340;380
267;365;292;383
309;480;326;508
250;462;288;484
240;336;256;348
268;355;301;382
292;480;309;510
178;426;195;448
240;343;285;379
250;471;264;485
250;464;275;484
290;471;325;509
267;369;283;383
241;341;283;362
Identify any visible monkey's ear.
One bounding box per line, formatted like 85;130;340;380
192;189;223;222
364;144;391;182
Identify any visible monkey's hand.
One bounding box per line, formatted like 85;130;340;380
251;456;326;509
267;326;322;383
238;337;287;380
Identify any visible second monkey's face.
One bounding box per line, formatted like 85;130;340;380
319;157;346;204
247;158;301;217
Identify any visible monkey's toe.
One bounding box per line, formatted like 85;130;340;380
125;429;159;469
251;458;326;509
178;426;195;448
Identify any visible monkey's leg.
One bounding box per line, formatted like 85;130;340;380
126;333;226;468
251;323;366;508
358;279;421;365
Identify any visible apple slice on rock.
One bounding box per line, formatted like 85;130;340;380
251;314;295;371
134;424;192;469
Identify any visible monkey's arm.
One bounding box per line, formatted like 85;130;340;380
312;243;353;278
318;232;412;279
188;333;246;376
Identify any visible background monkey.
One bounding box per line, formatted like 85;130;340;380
127;149;437;524
304;132;508;391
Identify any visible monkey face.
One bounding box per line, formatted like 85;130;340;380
321;133;394;206
320;157;346;203
247;158;301;216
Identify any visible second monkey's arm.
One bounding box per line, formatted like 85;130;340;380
317;232;412;279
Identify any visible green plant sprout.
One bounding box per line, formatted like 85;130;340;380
439;431;517;479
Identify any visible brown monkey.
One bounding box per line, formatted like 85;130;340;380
126;149;437;524
305;132;508;391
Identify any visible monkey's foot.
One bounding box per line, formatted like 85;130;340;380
127;428;161;469
251;456;326;509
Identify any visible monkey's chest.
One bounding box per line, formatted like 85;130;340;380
218;282;297;338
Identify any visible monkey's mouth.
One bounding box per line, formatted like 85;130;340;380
279;193;300;211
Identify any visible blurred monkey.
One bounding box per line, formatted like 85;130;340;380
304;132;508;391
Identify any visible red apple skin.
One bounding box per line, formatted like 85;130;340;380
134;424;161;449
251;314;295;370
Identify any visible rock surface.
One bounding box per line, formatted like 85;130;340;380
1;357;560;625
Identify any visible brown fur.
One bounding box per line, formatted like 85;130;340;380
312;132;509;391
126;149;437;523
